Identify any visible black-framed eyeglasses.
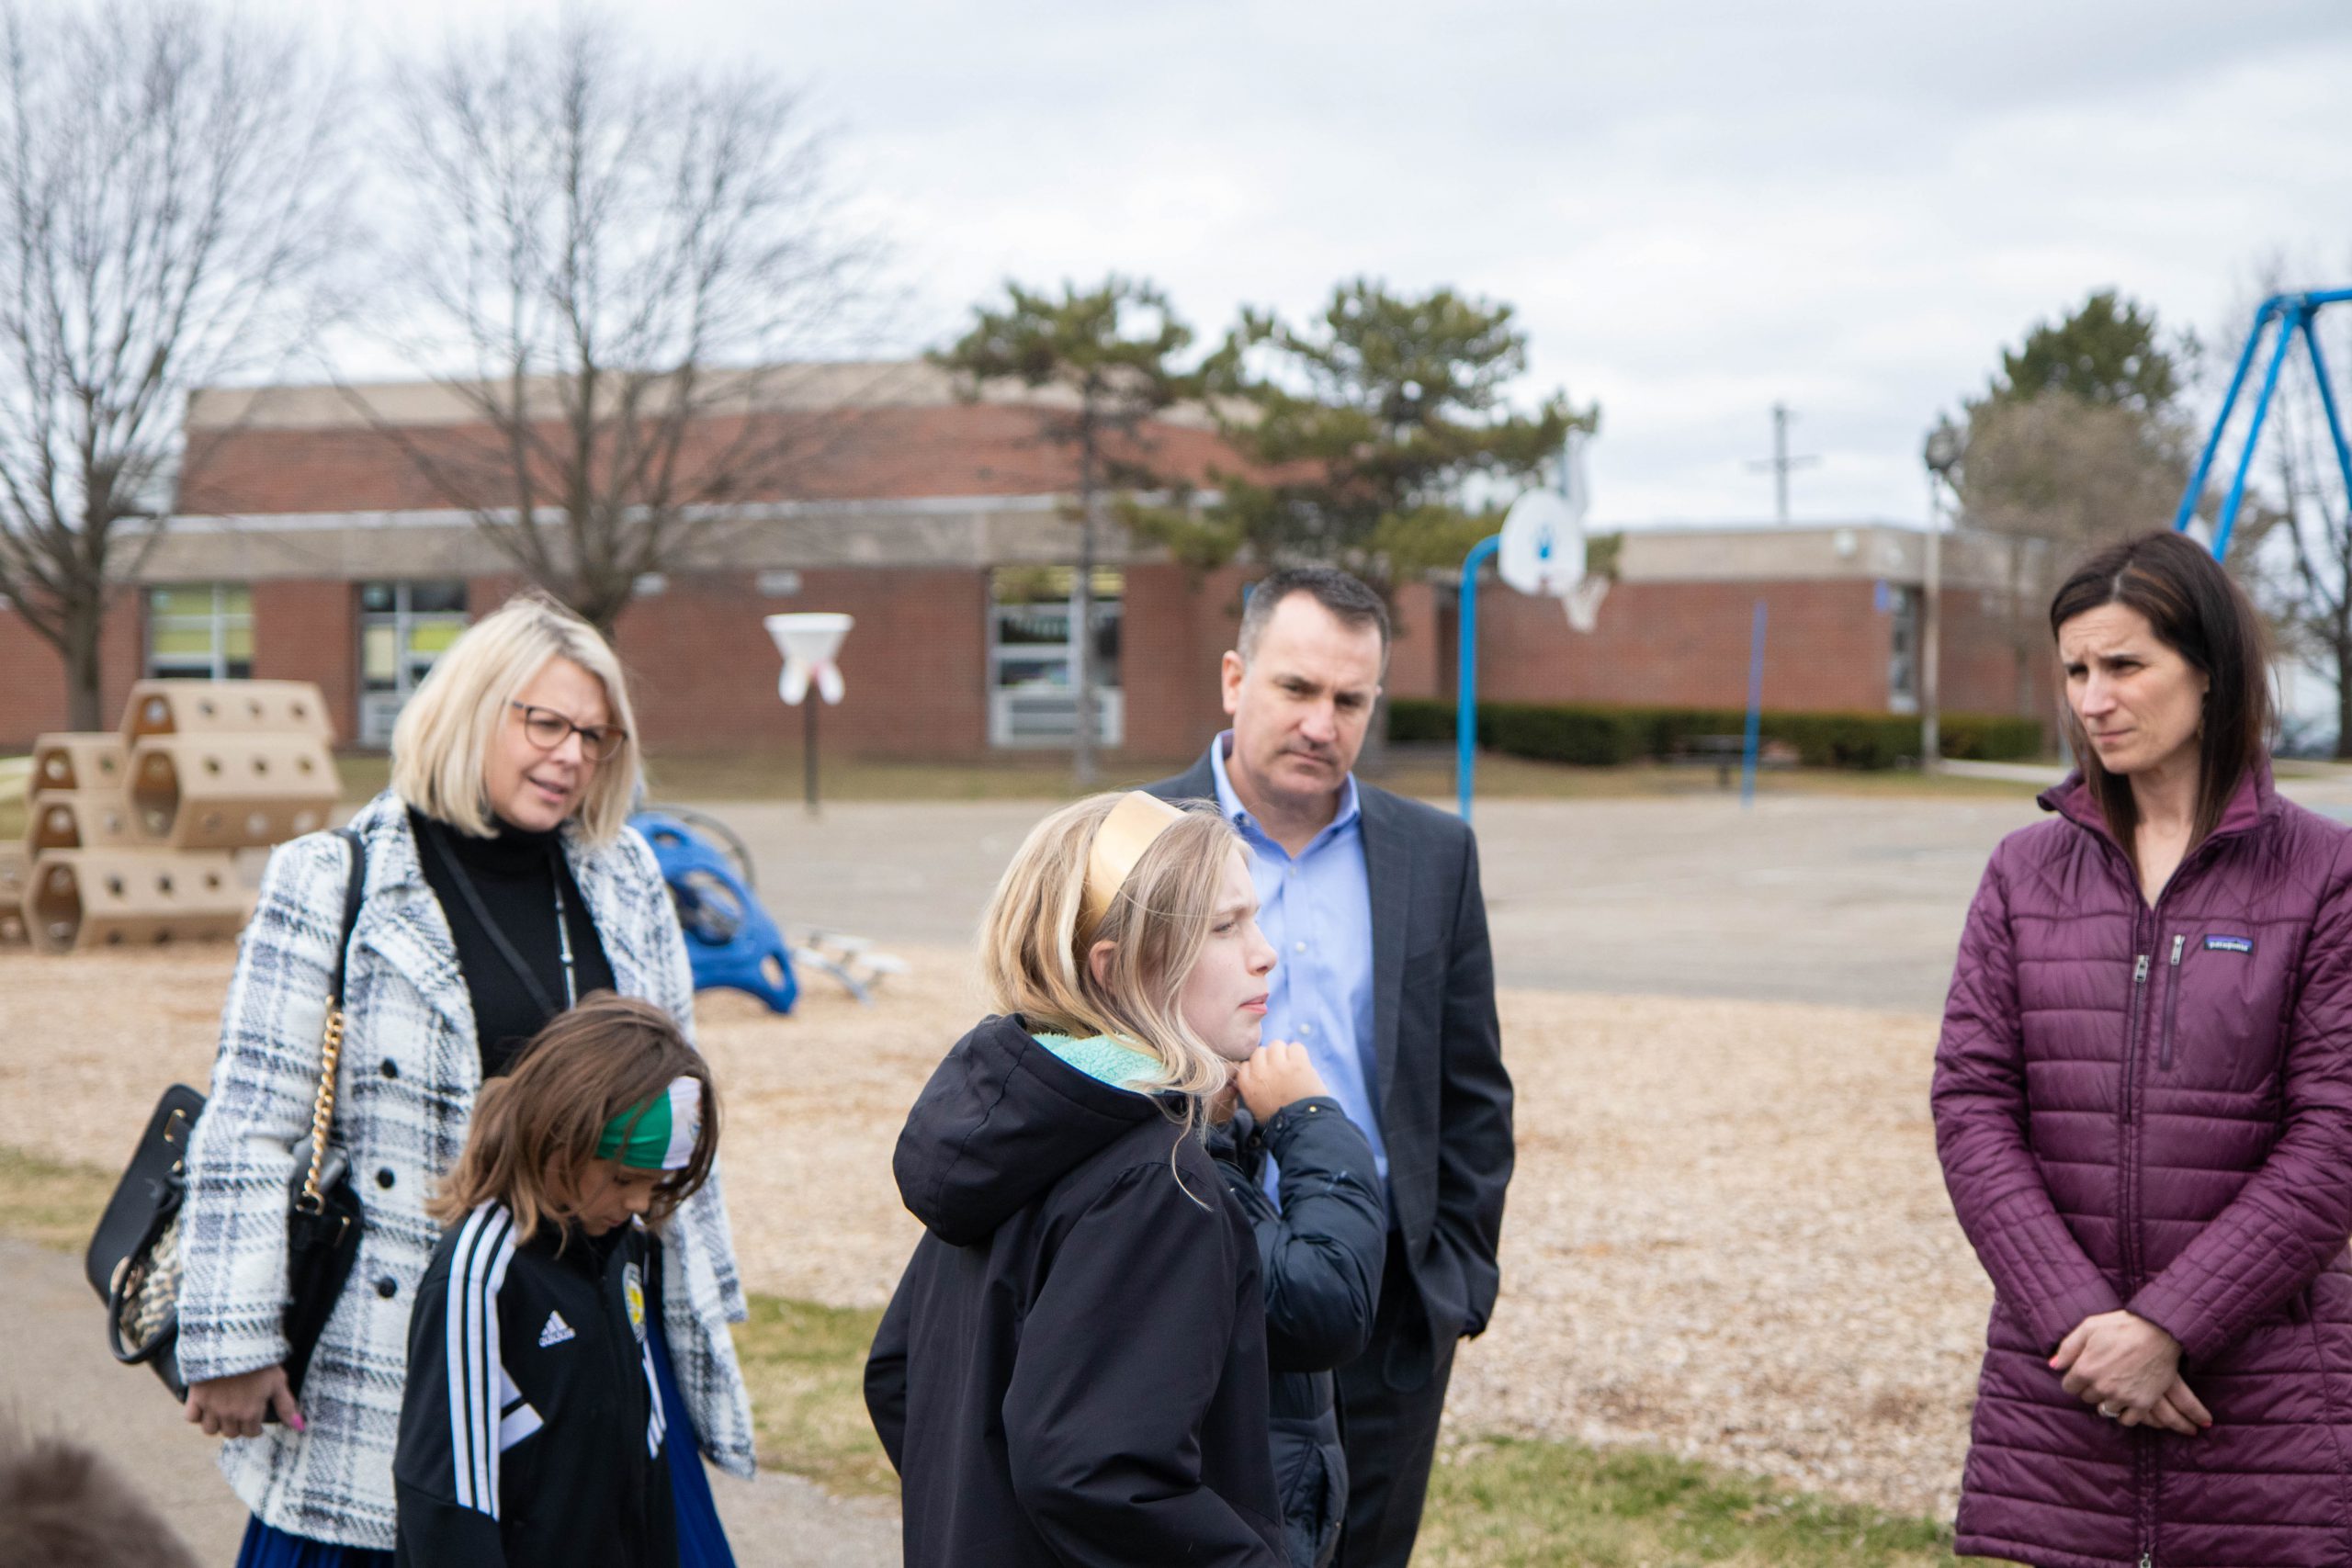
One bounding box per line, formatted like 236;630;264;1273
510;702;628;762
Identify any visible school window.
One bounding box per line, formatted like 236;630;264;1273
145;583;254;680
359;581;469;746
1888;584;1921;714
989;566;1123;748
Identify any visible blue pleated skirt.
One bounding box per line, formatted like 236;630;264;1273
238;1311;736;1568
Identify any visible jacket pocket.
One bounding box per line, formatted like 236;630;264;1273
1277;1437;1344;1568
2158;932;2185;1070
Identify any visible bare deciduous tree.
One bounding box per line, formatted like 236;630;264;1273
1957;392;2200;713
0;0;344;728
371;14;882;635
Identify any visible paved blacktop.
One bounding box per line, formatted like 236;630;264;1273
22;773;2352;1563
708;789;2052;1013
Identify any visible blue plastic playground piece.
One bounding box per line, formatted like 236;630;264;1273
629;809;798;1013
2175;288;2352;561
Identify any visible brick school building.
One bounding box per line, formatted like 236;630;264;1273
0;364;2042;761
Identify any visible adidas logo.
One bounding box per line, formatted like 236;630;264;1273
537;1311;575;1348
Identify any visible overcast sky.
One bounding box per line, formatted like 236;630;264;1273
334;0;2352;528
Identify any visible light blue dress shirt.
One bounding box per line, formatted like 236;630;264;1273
1209;731;1386;1216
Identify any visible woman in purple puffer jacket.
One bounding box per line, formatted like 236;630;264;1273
1934;530;2352;1568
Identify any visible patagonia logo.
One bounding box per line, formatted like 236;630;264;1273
2203;935;2254;954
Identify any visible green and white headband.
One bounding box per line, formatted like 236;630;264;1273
595;1077;703;1171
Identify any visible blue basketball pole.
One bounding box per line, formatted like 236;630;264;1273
1456;535;1501;822
1740;599;1767;809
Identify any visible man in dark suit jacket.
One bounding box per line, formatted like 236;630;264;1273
1147;565;1513;1568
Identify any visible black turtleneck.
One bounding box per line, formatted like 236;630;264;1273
410;809;616;1078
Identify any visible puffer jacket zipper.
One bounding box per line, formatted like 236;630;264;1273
2158;934;2186;1071
2122;933;2158;1568
2071;807;2272;1568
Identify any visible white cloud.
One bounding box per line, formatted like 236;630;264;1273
310;0;2352;525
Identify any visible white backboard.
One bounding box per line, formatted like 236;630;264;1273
1498;490;1586;599
764;612;853;705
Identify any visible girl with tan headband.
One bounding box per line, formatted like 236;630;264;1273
865;791;1289;1566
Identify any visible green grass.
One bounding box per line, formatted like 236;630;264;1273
729;1296;896;1496
0;1143;1971;1562
1419;1438;1959;1567
0;1142;117;1253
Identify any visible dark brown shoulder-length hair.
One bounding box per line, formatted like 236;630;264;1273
2046;529;2272;861
428;992;718;1245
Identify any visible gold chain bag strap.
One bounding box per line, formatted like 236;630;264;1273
85;827;368;1404
276;827;369;1403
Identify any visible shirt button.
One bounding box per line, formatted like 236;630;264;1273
375;1277;398;1299
379;1060;398;1079
375;1168;395;1190
1295;942;1306;953
1300;1023;1315;1036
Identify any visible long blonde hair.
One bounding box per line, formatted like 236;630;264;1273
390;593;641;846
980;794;1239;1134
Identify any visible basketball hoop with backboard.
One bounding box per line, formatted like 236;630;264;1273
1497;479;1608;633
763;613;852;814
764;613;852;705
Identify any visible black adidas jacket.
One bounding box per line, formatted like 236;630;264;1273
394;1203;674;1568
865;1014;1285;1567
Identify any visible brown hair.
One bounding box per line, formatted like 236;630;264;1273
1238;565;1391;665
2047;529;2272;862
0;1421;198;1568
429;993;718;1244
980;794;1242;1148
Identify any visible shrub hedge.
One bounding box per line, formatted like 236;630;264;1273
1386;697;2043;770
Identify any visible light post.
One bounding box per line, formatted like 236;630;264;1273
1920;419;1965;773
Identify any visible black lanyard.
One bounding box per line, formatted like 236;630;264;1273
417;819;579;1021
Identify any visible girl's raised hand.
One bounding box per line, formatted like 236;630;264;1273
1236;1042;1328;1122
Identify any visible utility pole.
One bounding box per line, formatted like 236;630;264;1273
1747;402;1820;525
1921;419;1966;774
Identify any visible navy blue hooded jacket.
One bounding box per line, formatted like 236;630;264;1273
865;1014;1284;1567
1208;1098;1385;1568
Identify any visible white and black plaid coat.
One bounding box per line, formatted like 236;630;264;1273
175;792;755;1549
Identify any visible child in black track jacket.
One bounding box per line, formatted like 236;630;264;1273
394;995;719;1568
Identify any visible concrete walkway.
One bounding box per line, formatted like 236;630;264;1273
0;1236;899;1566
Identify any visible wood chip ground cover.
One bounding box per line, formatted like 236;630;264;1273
0;944;1988;1520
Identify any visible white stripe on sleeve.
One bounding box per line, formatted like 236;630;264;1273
445;1204;517;1516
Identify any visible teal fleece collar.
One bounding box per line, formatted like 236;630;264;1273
1033;1032;1162;1091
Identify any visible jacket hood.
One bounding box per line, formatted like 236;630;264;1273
892;1014;1170;1247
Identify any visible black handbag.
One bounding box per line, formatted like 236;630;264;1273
85;827;368;1404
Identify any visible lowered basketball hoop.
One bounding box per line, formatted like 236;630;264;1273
764;613;853;814
766;612;851;706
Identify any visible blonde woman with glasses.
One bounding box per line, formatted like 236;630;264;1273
175;594;753;1568
865;791;1289;1567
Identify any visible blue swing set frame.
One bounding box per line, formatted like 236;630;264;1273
2176;289;2352;560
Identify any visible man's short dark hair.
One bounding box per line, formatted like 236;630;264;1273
1237;566;1391;665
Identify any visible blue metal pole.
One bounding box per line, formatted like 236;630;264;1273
2213;304;2305;559
1740;598;1767;809
1456;535;1501;822
2176;295;2281;535
2297;310;2352;513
